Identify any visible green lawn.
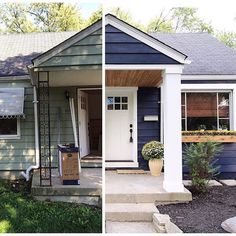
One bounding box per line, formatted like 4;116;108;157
0;180;102;233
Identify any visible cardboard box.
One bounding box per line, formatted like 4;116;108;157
61;152;79;180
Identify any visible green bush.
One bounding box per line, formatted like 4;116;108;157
183;141;222;192
141;141;164;161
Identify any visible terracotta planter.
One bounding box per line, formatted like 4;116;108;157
148;159;163;176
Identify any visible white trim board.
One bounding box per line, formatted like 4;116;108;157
105;162;139;168
105;14;190;65
105;64;184;74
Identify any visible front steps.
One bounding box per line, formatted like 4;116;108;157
32;168;102;207
105;171;191;233
81;155;102;168
106;203;159;222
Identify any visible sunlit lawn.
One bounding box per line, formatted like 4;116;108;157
0;180;102;233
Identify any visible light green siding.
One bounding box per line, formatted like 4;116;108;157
0;83;77;172
49;87;77;167
0;81;35;171
39;28;102;68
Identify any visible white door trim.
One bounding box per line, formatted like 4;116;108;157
105;87;138;168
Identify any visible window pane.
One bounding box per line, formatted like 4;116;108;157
181;93;185;105
187;117;217;130
219;93;230;118
219;119;230;130
122;104;128;110
122;97;128;103
107;97;113;104
187;93;217;130
115;97;120;103
182;119;186;131
115;104;120;110
0;119;17;135
107;104;113;110
181;105;185;118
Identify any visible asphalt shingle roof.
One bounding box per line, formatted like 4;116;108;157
150;32;236;75
0;31;76;77
0;31;236;77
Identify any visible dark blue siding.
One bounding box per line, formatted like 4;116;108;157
183;143;236;179
137;88;161;169
105;25;179;65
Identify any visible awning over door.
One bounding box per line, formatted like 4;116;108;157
0;88;25;119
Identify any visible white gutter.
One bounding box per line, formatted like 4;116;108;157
21;86;39;181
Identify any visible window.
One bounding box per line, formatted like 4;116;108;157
107;96;128;110
0;118;20;138
0;88;24;139
181;92;231;131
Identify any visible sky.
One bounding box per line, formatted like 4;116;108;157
104;0;236;32
0;0;235;32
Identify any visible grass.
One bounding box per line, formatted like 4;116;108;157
0;180;102;233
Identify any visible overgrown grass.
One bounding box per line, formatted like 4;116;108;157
0;180;102;233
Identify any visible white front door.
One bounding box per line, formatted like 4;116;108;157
78;90;90;157
105;89;137;165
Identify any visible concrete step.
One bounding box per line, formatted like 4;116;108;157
106;203;159;222
81;158;102;168
106;191;192;204
106;221;157;233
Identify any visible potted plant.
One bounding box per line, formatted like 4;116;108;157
141;141;164;176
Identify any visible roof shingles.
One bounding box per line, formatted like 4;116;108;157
0;31;236;77
0;31;76;76
150;32;236;75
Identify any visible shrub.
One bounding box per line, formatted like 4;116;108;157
141;141;164;161
183;141;222;193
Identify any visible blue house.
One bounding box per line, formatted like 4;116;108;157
105;14;236;192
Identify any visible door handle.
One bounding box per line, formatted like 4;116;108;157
129;124;133;143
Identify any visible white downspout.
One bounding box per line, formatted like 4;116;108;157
21;86;39;181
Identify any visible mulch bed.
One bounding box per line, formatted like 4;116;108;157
158;186;236;233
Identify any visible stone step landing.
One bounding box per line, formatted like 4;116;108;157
106;221;157;233
106;203;159;222
106;191;192;204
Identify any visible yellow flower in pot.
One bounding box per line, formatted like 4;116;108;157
141;141;164;176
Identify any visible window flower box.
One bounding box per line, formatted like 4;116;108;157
182;131;236;143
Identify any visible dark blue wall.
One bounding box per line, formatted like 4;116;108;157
183;143;236;179
137;87;161;169
105;25;179;65
137;87;236;178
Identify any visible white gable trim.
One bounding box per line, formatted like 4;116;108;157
32;20;102;67
105;14;190;65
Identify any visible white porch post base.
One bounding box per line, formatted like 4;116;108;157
163;70;184;193
163;181;184;192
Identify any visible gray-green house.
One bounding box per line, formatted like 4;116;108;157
0;19;102;185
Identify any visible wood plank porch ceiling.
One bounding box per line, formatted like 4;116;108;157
106;70;163;87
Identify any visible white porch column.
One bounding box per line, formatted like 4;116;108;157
163;70;184;192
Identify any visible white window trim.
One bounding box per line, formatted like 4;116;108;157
0;118;21;139
181;90;233;131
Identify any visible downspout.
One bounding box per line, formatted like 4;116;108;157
21;86;39;181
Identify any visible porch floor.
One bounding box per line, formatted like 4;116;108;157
105;170;192;203
31;168;102;206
